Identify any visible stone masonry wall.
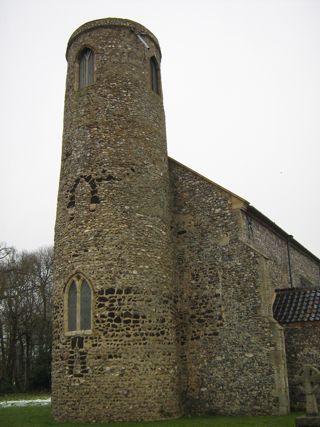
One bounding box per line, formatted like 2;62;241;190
52;19;181;423
239;207;320;410
53;17;320;423
284;323;320;411
240;210;320;290
169;159;289;416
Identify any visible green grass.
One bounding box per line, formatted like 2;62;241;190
0;392;50;401
0;405;300;427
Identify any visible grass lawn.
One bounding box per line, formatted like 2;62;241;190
0;392;50;401
0;405;299;427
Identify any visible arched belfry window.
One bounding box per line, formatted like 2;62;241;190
150;56;160;95
79;48;94;89
65;274;93;334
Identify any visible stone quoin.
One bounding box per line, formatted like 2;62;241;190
52;18;320;423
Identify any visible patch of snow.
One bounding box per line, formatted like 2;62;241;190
0;398;51;408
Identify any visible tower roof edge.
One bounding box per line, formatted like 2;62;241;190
66;18;161;58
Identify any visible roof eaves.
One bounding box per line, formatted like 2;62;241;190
168;158;319;264
246;206;320;264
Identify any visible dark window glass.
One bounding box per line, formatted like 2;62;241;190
79;48;94;89
68;281;77;331
150;57;160;94
80;280;91;330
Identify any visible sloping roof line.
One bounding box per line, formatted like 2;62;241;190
168;157;248;206
273;288;320;324
246;206;320;264
169;157;320;264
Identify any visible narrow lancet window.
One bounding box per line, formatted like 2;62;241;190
80;280;92;330
65;275;93;333
79;48;94;89
150;56;160;94
68;281;77;331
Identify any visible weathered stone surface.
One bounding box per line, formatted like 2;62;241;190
293;365;320;416
169;160;290;416
52;17;320;424
52;18;180;423
288;336;320;411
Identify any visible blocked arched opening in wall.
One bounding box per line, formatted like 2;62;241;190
67;176;100;212
64;273;94;335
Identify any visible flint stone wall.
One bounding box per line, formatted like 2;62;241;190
52;19;180;423
284;322;320;411
240;210;320;291
53;17;320;424
169;159;289;415
239;206;320;410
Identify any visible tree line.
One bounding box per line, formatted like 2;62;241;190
0;244;53;393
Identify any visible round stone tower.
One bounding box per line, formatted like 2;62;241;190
52;18;180;423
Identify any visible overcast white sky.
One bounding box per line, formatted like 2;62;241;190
0;0;319;258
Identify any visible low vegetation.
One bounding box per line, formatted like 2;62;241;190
0;392;50;402
0;405;299;427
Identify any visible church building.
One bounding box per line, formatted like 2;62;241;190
52;18;320;423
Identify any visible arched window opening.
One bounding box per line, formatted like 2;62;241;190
65;275;93;334
79;48;94;89
150;56;160;95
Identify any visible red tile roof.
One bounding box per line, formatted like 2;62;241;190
273;288;320;323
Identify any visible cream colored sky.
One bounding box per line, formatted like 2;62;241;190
0;0;319;257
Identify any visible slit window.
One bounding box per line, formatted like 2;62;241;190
150;56;160;94
68;281;77;331
80;280;92;330
65;275;93;333
79;48;94;89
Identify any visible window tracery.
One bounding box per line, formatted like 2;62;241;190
65;274;93;334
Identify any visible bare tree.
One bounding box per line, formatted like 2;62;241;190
0;242;13;261
0;246;53;393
